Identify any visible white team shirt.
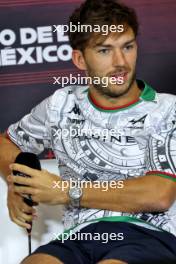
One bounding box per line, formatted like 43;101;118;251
8;80;176;236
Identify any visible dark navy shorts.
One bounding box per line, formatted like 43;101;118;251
32;221;176;264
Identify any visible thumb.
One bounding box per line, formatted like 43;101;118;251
8;182;14;192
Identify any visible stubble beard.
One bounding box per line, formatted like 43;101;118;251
87;69;136;99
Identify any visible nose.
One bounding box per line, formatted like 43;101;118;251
112;49;126;67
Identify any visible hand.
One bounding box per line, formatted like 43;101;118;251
7;182;37;229
8;163;69;205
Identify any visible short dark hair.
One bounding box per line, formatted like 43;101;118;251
68;0;139;51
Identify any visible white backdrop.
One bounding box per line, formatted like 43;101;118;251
0;159;64;264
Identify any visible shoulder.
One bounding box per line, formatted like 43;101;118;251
146;92;176;134
156;92;176;117
157;92;176;105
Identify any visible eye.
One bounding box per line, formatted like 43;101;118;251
124;44;134;51
98;48;110;54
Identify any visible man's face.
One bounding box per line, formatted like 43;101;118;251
82;27;138;98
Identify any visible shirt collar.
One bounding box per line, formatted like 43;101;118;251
138;80;158;103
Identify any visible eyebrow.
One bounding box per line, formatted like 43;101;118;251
93;38;136;49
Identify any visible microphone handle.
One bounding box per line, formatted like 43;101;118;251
13;152;41;255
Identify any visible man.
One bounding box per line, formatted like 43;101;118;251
0;0;176;263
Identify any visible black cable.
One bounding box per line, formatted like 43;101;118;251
26;219;32;255
26;211;33;255
28;233;32;255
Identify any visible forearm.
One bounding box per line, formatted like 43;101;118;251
80;175;176;213
9;164;176;210
0;133;21;179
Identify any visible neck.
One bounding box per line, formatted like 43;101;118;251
89;80;141;109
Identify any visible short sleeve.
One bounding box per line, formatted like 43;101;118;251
145;102;176;182
7;96;52;155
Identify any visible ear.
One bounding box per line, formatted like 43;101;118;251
72;50;87;70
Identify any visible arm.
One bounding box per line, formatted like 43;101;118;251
0;133;21;179
9;164;176;213
80;107;176;213
1;96;54;229
8;123;176;214
80;175;176;213
0;134;36;229
8;100;176;214
1;94;53;179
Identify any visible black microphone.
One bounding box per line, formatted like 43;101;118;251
13;152;41;255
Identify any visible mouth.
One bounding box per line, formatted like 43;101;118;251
109;72;128;84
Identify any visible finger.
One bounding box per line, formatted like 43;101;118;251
22;203;37;214
7;175;13;184
7;177;15;187
9;210;31;229
19;211;34;222
18;206;38;222
7;181;14;191
14;186;37;195
13;217;31;229
15;207;33;222
8;206;14;221
9;163;41;178
10;175;36;187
